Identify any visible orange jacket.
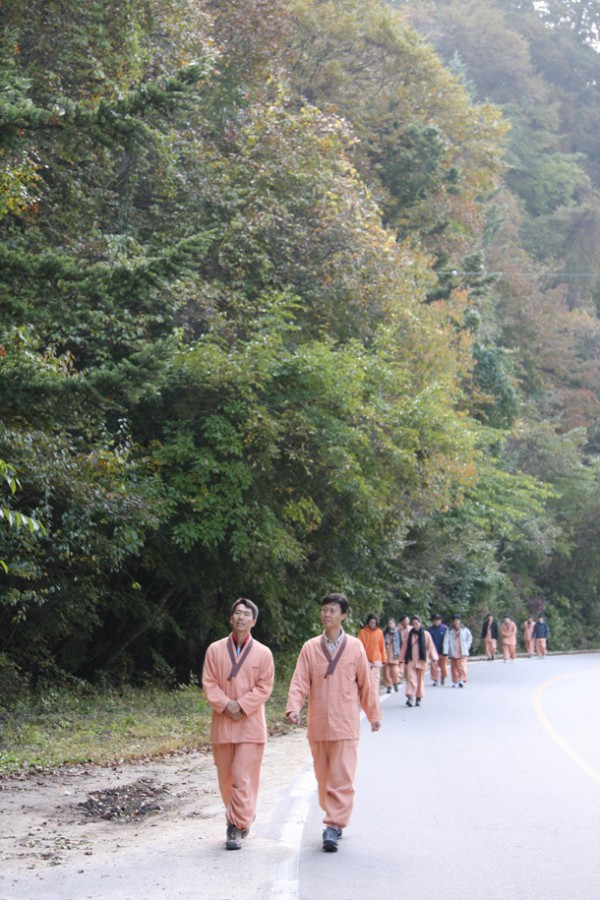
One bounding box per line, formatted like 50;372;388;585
202;635;274;744
357;625;386;664
286;634;381;741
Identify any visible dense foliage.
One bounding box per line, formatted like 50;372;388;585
1;0;598;689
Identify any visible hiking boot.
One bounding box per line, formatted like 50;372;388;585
322;825;342;852
226;823;242;850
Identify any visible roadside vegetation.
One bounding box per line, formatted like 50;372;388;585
1;1;599;702
0;659;295;777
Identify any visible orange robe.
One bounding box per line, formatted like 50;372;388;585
501;620;517;660
357;625;386;693
202;635;275;830
383;629;402;687
286;633;381;828
400;629;438;699
523;620;535;656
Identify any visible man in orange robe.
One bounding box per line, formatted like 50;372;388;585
501;616;518;661
286;592;381;852
442;614;473;687
523;616;535;657
533;614;550;656
400;615;438;706
357;614;386;694
383;617;402;692
202;597;275;850
481;613;498;660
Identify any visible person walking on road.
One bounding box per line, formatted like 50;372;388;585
523;616;536;657
428;614;448;685
533;614;550;657
501;616;518;662
383;617;402;693
401;614;438;706
397;614;410;683
357;614;386;695
201;598;275;851
481;613;499;660
442;614;473;687
286;592;382;853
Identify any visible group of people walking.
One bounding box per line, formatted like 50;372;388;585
201;594;550;856
358;612;474;701
481;613;550;661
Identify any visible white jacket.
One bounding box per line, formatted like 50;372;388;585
443;625;473;658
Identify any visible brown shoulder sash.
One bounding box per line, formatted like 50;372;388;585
227;637;254;680
320;633;348;678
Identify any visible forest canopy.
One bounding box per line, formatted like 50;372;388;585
1;0;599;688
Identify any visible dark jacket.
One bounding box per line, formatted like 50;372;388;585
428;623;448;655
533;621;549;639
481;619;498;640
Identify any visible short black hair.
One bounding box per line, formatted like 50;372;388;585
231;597;259;620
321;592;348;614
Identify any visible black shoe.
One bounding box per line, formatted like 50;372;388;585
322;826;342;852
415;698;421;706
405;698;413;707
394;683;398;692
386;686;392;694
226;823;242;850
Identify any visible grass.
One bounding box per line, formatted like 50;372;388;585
0;666;295;777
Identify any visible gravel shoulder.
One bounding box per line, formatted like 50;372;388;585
0;728;312;900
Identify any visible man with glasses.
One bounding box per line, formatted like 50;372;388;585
202;597;275;850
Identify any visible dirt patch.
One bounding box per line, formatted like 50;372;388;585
77;777;170;822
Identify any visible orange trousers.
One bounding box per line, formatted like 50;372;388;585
502;642;516;661
535;638;547;656
430;655;448;683
450;657;468;684
211;742;265;831
310;739;359;829
485;637;497;658
383;661;399;687
405;662;425;699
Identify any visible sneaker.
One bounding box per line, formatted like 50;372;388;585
226;823;242;850
322;826;342;852
431;680;438;686
458;681;464;688
405;698;413;707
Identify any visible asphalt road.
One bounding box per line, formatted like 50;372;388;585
3;653;598;900
286;652;600;900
